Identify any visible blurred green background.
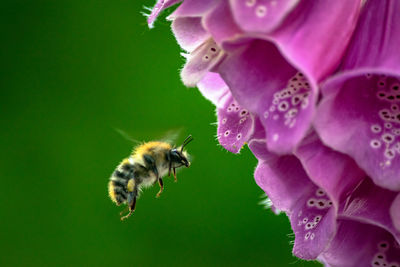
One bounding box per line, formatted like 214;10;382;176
1;1;320;266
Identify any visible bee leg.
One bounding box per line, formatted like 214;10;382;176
156;178;164;198
173;168;177;182
119;206;129;216
120;192;137;221
121;197;136;221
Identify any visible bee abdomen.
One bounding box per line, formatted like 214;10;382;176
108;160;134;205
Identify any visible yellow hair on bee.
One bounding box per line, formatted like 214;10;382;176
133;141;171;155
108;181;117;204
127;179;135;192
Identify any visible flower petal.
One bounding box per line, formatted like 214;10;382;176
229;0;299;34
180;38;225;87
314;0;400;191
147;0;182;28
171;17;210;52
168;0;218;19
217;94;255;153
197;72;230;108
340;178;400;244
391;194;400;232
295;131;365;206
320;219;400;267
203;0;243;45
249;139;313;212
315;73;400;191
339;0;400;73
271;0;361;81
290;188;336;260
250;138;337;259
219;40;317;154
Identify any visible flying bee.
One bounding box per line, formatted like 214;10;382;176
108;135;193;220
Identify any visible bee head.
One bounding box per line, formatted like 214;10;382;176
169;135;193;168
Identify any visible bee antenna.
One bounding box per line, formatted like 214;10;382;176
180;135;193;152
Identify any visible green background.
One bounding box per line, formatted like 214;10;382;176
1;1;320;266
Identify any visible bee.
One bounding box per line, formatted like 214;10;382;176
108;135;193;220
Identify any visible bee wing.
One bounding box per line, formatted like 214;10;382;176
114;128;142;145
158;128;184;145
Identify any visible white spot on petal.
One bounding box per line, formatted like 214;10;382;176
272;133;279;141
255;5;267;17
304;232;311;240
378;241;389;251
370;139;382;149
371;124;382;133
382;133;395;144
314;215;322;223
305;222;314;230
224;130;230;137
316;189;325;196
391;83;400;92
278;101;289;112
301;98;309;109
245;0;256;7
385;122;393;129
287;108;298;118
315;199;328;209
384;148;395;159
240;109;248;117
377;91;387;99
307;198;316;207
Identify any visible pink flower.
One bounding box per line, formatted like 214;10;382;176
148;0;400;265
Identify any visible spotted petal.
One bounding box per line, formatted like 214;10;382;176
217;94;254;153
289;188;336;260
229;0;299;34
219;41;317;154
249;139;337;259
314;0;400;190
215;1;360;153
319;219;400;267
180;38;225;87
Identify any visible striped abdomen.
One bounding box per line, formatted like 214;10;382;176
108;159;134;205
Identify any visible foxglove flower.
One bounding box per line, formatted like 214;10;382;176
168;0;361;154
314;0;400;192
147;0;400;265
